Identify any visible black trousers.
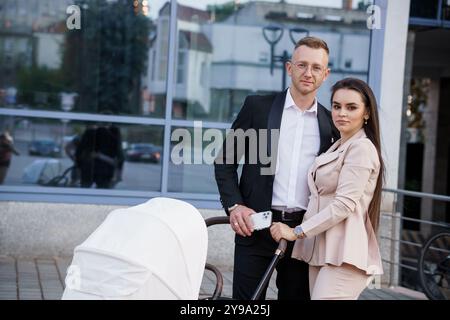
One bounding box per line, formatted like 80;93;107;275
232;221;310;300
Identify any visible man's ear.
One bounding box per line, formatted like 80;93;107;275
286;61;293;77
323;67;331;81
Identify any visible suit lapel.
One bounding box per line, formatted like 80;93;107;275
317;103;334;155
307;167;318;196
309;139;341;193
310;129;367;188
267;90;287;157
314;149;341;169
313;139;341;168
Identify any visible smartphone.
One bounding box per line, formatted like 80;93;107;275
251;211;272;231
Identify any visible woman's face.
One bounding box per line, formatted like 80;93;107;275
331;88;369;138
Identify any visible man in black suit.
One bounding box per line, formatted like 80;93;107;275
214;37;339;300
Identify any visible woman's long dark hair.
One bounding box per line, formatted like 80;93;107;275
330;78;385;234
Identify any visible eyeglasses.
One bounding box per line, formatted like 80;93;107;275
290;61;325;76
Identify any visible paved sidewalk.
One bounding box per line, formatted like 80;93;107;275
0;256;427;300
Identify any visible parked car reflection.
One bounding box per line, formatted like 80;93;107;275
28;140;61;157
125;143;161;163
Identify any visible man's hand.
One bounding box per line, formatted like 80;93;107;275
230;205;256;237
270;222;296;242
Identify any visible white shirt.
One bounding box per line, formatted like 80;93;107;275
271;88;321;211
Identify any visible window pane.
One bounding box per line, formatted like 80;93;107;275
0;116;163;191
444;1;450;21
168;126;226;193
164;0;372;123
0;0;168;118
410;0;440;19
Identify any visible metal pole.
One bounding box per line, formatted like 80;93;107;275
270;44;275;75
389;192;398;287
281;50;288;91
251;239;287;300
161;0;178;195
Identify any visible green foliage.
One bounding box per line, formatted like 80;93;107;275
61;0;151;114
207;1;242;22
408;78;429;129
17;66;64;108
357;0;372;11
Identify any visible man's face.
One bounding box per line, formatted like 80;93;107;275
287;45;330;95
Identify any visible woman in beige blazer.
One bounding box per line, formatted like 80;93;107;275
270;78;384;300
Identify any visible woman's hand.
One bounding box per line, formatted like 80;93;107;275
270;222;297;242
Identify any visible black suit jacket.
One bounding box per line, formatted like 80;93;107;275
215;90;339;217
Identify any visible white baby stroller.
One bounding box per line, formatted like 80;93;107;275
62;197;208;300
22;159;62;185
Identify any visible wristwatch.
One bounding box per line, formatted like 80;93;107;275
293;225;306;239
228;204;240;212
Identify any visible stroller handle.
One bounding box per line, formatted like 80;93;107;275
204;216;288;255
205;216;230;227
204;215;289;300
275;238;288;257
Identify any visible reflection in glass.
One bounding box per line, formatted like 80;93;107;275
76;123;124;188
0;0;167;117
168;126;226;193
0;129;20;184
0;116;163;191
155;0;373;123
0;0;377;197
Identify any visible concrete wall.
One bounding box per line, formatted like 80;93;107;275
0;201;234;271
1;201;398;284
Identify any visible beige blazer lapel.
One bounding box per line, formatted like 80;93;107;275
314;149;340;169
307;167;318;196
307;140;339;196
311;140;340;171
335;128;367;153
309;139;341;185
308;130;367;195
313;129;368;171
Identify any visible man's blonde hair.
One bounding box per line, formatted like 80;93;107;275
294;36;329;55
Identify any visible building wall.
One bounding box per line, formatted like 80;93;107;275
0;0;72;30
184;50;212;113
35;32;64;70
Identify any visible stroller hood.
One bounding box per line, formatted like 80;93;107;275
62;197;208;300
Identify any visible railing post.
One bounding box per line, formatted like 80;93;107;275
390;192;400;287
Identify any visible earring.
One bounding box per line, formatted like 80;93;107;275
364;118;368;125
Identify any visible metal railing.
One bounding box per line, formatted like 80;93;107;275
380;188;450;287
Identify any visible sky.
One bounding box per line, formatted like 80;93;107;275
147;0;358;19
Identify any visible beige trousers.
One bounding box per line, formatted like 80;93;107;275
309;263;369;300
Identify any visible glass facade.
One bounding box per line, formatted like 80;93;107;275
0;0;378;204
168;126;227;193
